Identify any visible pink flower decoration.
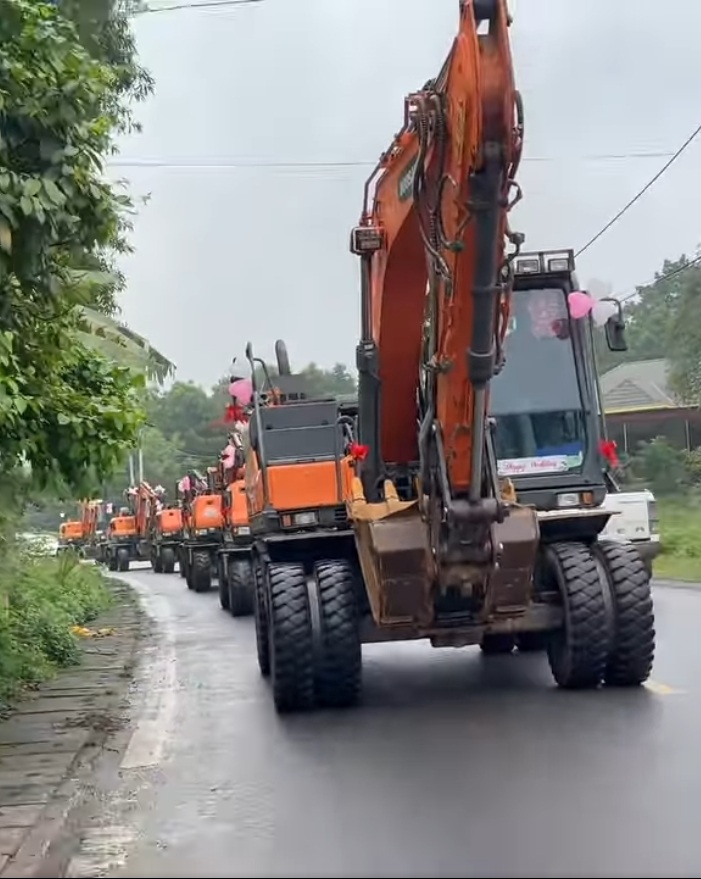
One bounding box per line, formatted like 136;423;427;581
228;378;253;405
568;290;594;319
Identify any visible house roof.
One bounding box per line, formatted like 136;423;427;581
600;358;683;413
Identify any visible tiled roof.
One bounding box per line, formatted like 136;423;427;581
600;358;683;413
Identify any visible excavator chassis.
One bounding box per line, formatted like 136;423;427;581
217;536;254;618
256;491;654;713
180;537;220;594
103;536;138;573
149;536;180;575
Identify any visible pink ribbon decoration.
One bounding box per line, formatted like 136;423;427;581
567;290;595;319
229;378;253;406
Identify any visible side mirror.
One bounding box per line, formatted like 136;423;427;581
605;315;627;352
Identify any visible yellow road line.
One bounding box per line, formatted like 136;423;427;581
644;680;684;696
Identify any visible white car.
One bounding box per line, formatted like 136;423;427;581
599;489;660;576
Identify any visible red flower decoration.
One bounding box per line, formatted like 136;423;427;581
224;403;247;423
599;439;619;469
349;442;369;461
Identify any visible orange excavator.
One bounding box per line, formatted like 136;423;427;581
215;449;255;617
80;499;104;560
253;0;655;713
57;519;84;555
102;501;138;572
177;470;224;593
131;482;183;574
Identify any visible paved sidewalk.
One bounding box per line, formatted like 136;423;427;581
0;580;145;878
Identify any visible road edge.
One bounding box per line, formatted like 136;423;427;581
0;577;149;879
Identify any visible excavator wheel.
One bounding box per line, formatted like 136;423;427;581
253;562;270;677
268;562;314;713
545;542;609;689
595;541;655;686
313;560;362;708
108;553;118;572
161;546;176;575
116;547;130;573
480;634;515;655
218;557;230;611
191;550;211;593
229;559;254;618
152;549;163;574
179;547;187;579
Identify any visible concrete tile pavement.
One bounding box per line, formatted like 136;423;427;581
0;581;145;878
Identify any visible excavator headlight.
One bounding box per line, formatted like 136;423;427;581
556;493;580;508
350;225;383;254
235;526;251;536
292;511;318;527
547;257;570;272
514;257;541;274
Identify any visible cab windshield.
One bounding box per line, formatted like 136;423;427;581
489;287;585;477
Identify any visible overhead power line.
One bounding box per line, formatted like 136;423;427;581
619;255;701;304
107;149;678;170
135;0;263;14
576;119;701;258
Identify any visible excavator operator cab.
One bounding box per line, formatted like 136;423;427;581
57;520;83;553
490;248;627;520
246;398;354;535
244;341;356;566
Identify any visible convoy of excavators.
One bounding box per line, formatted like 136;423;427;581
58;0;655;713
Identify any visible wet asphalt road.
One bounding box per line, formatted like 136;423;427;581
72;569;701;878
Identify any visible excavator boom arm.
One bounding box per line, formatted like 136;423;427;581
351;0;522;506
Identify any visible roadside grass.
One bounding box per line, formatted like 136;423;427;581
0;544;111;711
654;498;701;582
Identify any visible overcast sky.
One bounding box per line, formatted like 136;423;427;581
112;0;701;385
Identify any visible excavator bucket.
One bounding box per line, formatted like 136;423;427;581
348;478;433;628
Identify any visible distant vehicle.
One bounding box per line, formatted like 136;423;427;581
600;489;660;577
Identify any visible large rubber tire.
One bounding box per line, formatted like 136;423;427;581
218;556;230;610
314;560;362;708
253;563;270;677
179;547;187;578
116;547;130;573
108;554;118;572
268;562;314;713
152;549;163;574
229;560;254;618
161;546;176;575
546;542;609;689
596;541;655;686
191;550;211;593
480;634;515;655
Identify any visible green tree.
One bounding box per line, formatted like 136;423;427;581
0;1;147;491
55;0;173;382
632;437;687;497
147;383;225;466
299;362;357;396
595;253;701;401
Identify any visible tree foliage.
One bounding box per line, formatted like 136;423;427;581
0;0;147;490
596;253;701;404
139;363;358;486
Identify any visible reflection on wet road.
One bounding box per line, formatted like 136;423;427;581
68;571;701;878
